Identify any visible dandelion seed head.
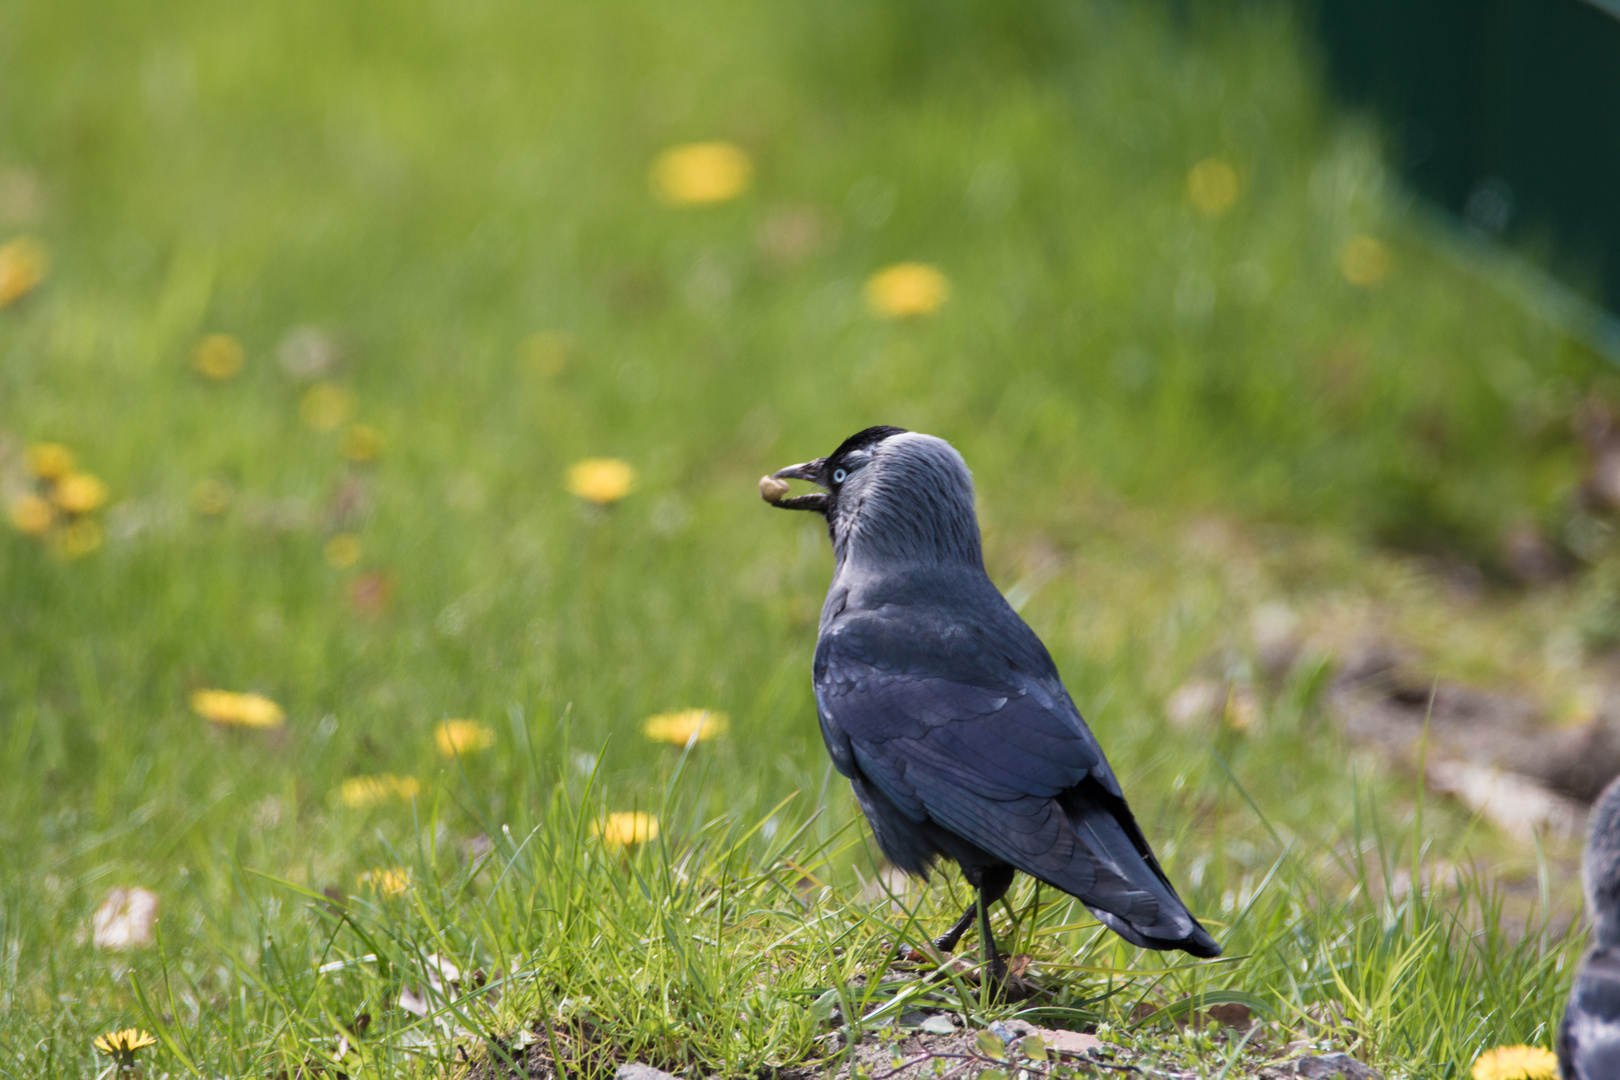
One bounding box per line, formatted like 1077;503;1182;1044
91;887;160;950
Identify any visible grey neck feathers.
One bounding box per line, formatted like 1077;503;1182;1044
833;437;984;572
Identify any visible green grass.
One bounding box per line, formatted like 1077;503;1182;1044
0;0;1610;1075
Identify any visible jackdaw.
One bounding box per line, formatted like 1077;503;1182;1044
761;426;1219;973
1561;774;1620;1078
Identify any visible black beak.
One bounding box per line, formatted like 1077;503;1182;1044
760;458;830;512
771;459;824;483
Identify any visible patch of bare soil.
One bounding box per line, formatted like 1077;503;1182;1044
817;1014;1125;1080
462;1020;631;1080
824;1017;1379;1080
1330;644;1620;838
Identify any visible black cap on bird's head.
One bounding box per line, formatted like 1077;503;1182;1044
758;426;905;513
760;426;982;566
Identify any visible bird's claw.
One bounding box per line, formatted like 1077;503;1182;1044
894;943;939;964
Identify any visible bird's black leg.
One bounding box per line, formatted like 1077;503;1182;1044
976;883;1006;981
932;903;978;953
940;865;1015;978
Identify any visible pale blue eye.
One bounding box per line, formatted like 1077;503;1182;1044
832;468;847;483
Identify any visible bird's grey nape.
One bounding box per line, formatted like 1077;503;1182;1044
831;432;983;569
1587;775;1620;947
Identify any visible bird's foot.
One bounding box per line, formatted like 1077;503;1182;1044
893;941;947;965
968;953;1041;1002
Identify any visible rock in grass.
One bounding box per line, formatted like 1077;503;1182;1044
616;1064;681;1080
1258;1053;1383;1080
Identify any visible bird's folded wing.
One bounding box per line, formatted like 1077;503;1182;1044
816;633;1208;947
814;641;1117;835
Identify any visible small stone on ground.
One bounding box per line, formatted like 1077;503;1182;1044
615;1064;681;1080
1258;1053;1383;1080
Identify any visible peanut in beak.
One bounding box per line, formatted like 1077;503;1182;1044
759;475;791;503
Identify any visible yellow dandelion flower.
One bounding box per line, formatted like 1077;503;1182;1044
191;689;286;729
324;532;362;568
58;517;103;558
190;478;232;516
593;811;659;847
93;1028;158;1063
642;708;729;745
651;141;753;206
359;867;411;894
1471;1045;1559;1080
341;423;384;463
566;458;636;505
435;719;496;757
865;262;950;318
1340;234;1392;287
52;472;108;514
1187;158;1241;215
300;381;353;432
339;773;420;809
26;442;75;480
521;331;569;377
7;492;53;535
192;333;245;380
0;236;46;306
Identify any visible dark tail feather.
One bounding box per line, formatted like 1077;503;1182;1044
1054;781;1221;958
1093;909;1222;958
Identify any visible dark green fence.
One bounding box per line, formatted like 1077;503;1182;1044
1313;0;1620;312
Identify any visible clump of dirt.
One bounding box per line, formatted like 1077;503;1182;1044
463;1019;633;1080
825;1020;1118;1080
1329;643;1620;843
1332;644;1620;805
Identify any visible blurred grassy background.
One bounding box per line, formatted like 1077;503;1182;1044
1;0;1611;1074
